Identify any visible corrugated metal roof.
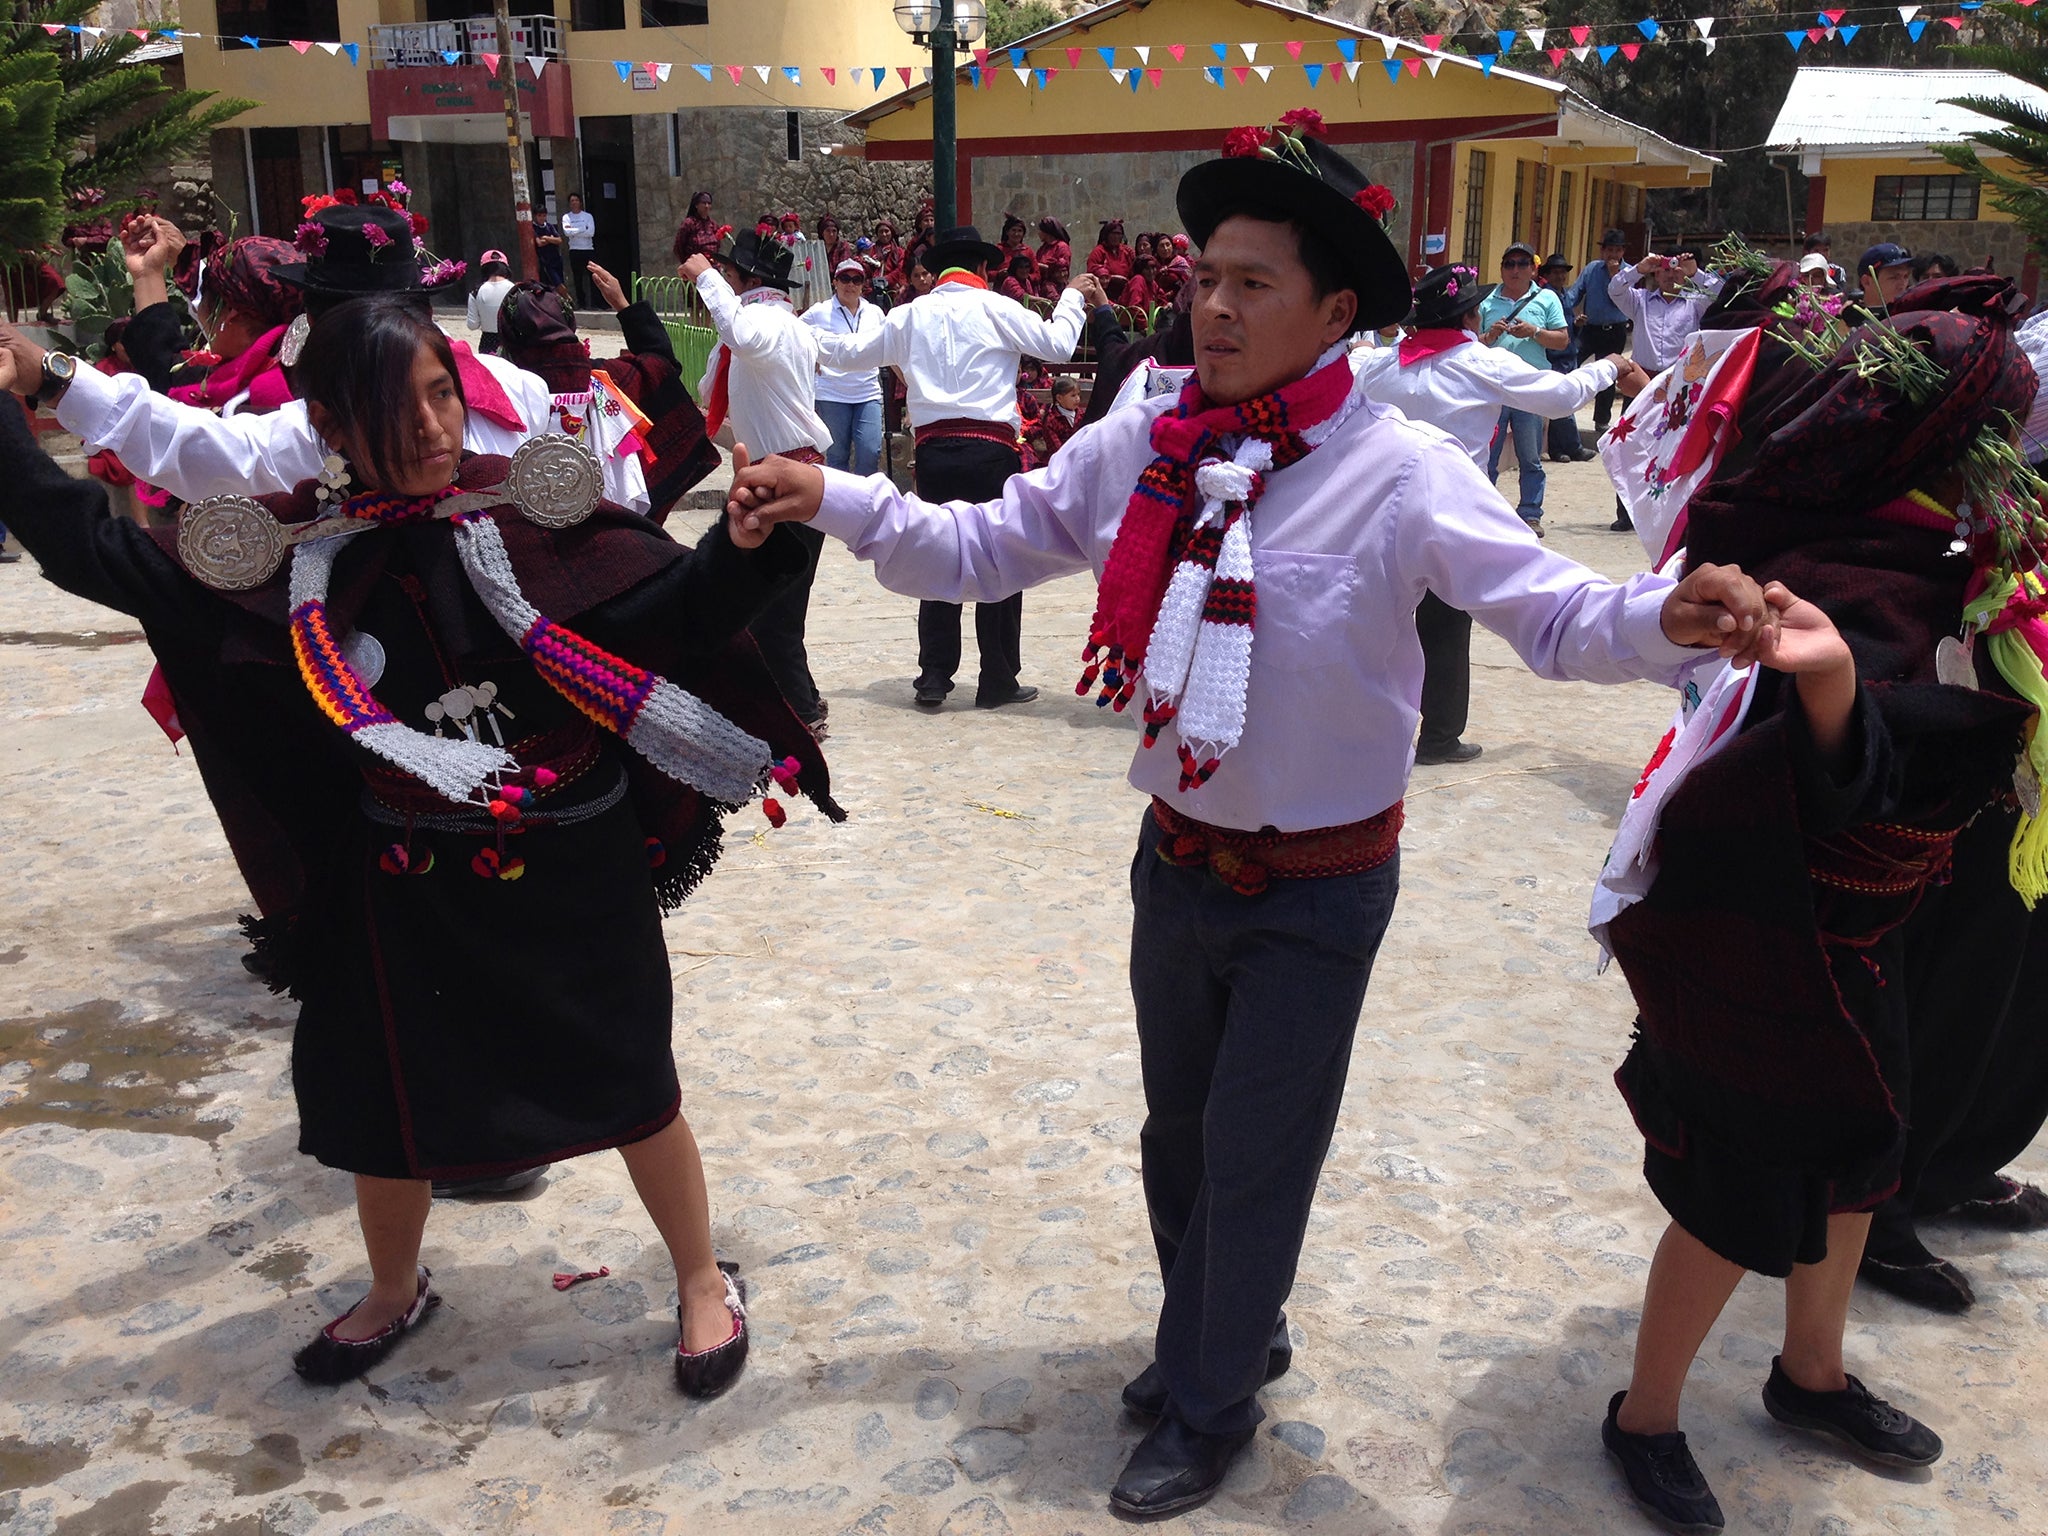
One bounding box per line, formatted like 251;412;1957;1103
1766;65;2048;150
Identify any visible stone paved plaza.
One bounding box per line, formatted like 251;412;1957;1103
2;441;2044;1536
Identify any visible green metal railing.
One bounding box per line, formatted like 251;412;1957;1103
634;273;717;386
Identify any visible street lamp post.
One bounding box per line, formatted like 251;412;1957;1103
893;0;986;230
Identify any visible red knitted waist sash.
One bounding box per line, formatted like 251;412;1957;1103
362;721;604;816
1150;797;1404;896
773;446;826;466
915;417;1022;451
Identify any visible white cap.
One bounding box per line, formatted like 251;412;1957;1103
1798;252;1830;274
833;258;866;279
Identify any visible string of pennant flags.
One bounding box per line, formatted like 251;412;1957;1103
11;4;2024;91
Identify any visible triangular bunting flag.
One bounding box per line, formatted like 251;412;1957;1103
1205;64;1225;86
1232;64;1250;82
1129;68;1141;92
1098;46;1116;66
241;35;262;48
1147;67;1163;86
1066;47;1081;67
442;50;462;64
1337;38;1358;60
1941;14;1967;26
1384;58;1402;81
1694;16;1716;35
1421;32;1443;48
696;62;714;80
1636;17;1660;39
1014;66;1031;84
1571;24;1592;43
289;38;312;53
1168;43;1186;62
1785;28;1807;46
342;42;359;64
480;50;499;72
1898;4;1920;18
1286;40;1304;58
1907;18;1929;37
1253;63;1272;79
1598;43;1620;61
1135;45;1150;63
1840;24;1861;42
1477;52;1497;74
1621;41;1642;57
820;65;835;82
129;26;148;38
897;64;912;84
1425;56;1443;74
1571;43;1593;59
1962;1;1984;8
80;24;103;37
1404;56;1422;74
657;62;674;82
973;48;987;66
1498;29;1516;51
1111;66;1127;82
1239;42;1258;61
1807;26;1829;40
40;22;64;33
613;60;632;81
1548;46;1567;63
968;65;982;87
1527;27;1546;49
722;63;740;82
1380;36;1398;58
1343;59;1361;79
1306;61;1324;85
1008;46;1025;66
1033;66;1047;87
1822;7;1846;20
317;40;342;54
746;64;766;82
783;65;800;82
1210;42;1228;60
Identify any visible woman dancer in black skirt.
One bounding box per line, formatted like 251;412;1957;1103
0;296;837;1395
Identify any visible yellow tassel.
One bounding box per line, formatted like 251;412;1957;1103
2010;805;2048;911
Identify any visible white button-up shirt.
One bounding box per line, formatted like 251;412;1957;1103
816;282;1085;429
1352;337;1620;464
802;295;885;405
695;270;831;458
1608;265;1727;371
813;380;1697;832
55;348;558;502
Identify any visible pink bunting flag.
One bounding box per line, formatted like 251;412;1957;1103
973;48;988;66
823;66;836;82
1421;32;1443;48
642;60;660;81
897;65;911;83
1232;64;1250;82
1167;43;1186;61
1570;24;1592;42
1620;41;1641;57
1147;67;1163;86
289;38;312;52
1285;39;1304;58
480;50;499;73
1822;7;1846;19
1808;25;1829;39
725;63;742;82
41;21;64;32
1941;14;1967;25
1548;45;1568;63
129;27;148;38
1404;56;1422;73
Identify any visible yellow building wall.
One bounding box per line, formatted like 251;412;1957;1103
1820;153;2017;225
859;0;1562;144
181;0;926;129
1445;148;1637;275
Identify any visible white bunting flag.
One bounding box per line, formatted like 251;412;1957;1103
1526;27;1546;49
1344;59;1361;79
317;39;342;53
1239;42;1258;61
921;66;933;81
1898;4;1920;20
1694;15;1716;35
1703;37;1718;53
1134;45;1150;64
1014;65;1031;85
1253;63;1272;79
528;54;547;77
1381;36;1399;58
654;61;672;81
1571;43;1593;59
80;24;104;37
1110;66;1127;82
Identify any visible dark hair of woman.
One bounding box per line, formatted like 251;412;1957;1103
296;295;465;490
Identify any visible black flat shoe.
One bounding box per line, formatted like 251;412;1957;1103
675;1261;749;1400
432;1165;551;1199
1859;1246;1975;1313
1109;1416;1254;1521
293;1268;440;1384
974;684;1040;708
1414;741;1483;766
1600;1390;1724;1532
913;681;948;708
1941;1175;2048;1231
1122;1314;1292;1418
1610;516;1636;532
1761;1358;1943;1468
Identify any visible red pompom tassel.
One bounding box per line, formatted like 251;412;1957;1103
762;797;787;828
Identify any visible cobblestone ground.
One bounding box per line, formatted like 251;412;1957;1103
2;428;2044;1536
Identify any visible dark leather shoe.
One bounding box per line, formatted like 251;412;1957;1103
1572;447;1600;461
1122;1314;1292;1418
675;1261;749;1400
913;681;948;708
974;684;1040;708
1859;1245;1974;1313
1414;741;1483;766
1761;1358;1943;1467
1941;1175;2048;1230
1109;1416;1254;1520
293;1268;440;1384
432;1165;550;1199
1601;1390;1724;1532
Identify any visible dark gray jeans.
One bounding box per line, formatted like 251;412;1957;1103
1129;809;1400;1436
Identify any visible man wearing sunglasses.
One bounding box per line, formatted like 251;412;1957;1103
1476;242;1570;535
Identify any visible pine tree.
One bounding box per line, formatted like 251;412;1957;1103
0;52;65;258
1940;2;2048;255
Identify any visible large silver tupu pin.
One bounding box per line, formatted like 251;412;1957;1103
175;436;604;590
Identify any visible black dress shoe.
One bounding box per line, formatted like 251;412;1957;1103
293;1268;440;1384
913;681;948;708
1760;1357;1943;1467
974;684;1040;708
675;1261;749;1400
1572;447;1600;461
1414;741;1484;766
432;1165;551;1199
1122;1314;1291;1418
1600;1390;1724;1532
1859;1244;1975;1313
1941;1175;2048;1230
1109;1416;1254;1520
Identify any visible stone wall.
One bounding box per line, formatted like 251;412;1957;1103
631;110;932;275
1819;218;2031;282
971;141;1417;256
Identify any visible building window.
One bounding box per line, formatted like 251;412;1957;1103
1871;174;1980;221
1528;162;1549;249
640;0;708;26
1462;150;1489;267
1510;163;1524;254
570;0;624;30
785;111;801;163
1553;170;1574;257
218;0;338;45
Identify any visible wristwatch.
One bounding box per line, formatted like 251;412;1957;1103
28;350;78;408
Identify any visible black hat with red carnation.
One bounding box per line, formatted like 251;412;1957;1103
1176;109;1411;330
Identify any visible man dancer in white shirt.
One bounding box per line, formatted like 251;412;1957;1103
683;231;833;735
1356;262;1649;762
723;123;1773;1519
803;258;886;477
813;223;1087;709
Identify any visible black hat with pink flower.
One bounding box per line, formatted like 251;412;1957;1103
1176;108;1410;330
1411;263;1489;329
276;202;465;297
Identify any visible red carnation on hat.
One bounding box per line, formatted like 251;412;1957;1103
409;211;429;236
301;193;340;216
1355;184;1397;220
1278;107;1326;136
1222;125;1267;158
333;188;360;206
